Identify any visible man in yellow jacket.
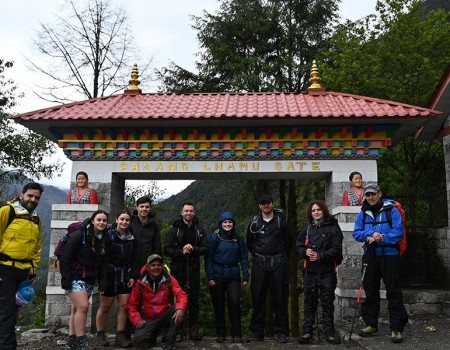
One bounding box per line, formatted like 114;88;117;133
0;182;44;350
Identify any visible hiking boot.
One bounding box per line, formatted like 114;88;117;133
276;332;288;343
95;331;109;346
325;332;341;345
216;335;225;343
232;336;243;343
298;333;313;344
189;325;202;341
65;335;77;350
358;325;378;337
115;331;131;348
391;331;403;343
77;335;96;350
247;334;264;342
164;341;176;350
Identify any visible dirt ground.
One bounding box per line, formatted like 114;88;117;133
16;313;450;350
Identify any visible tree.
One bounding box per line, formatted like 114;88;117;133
157;0;341;93
123;181;166;212
28;0;152;103
0;59;61;190
319;0;449;226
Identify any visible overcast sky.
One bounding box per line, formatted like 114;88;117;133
1;0;377;195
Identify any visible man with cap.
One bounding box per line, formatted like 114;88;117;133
246;194;292;343
352;184;408;344
127;254;187;350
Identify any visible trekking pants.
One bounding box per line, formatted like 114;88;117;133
0;265;29;350
250;254;289;336
362;255;408;332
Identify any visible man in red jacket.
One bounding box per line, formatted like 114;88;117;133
127;254;187;350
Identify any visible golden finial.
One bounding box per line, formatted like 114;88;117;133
125;64;142;94
308;60;325;95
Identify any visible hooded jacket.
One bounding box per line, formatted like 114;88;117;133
205;227;249;282
0;200;42;271
60;220;106;290
353;198;403;256
127;265;187;325
296;216;343;275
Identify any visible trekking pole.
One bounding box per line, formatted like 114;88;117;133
315;286;320;341
347;262;368;348
184;255;190;340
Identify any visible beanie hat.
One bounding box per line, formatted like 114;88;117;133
218;211;235;224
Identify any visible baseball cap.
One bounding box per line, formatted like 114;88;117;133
364;184;380;195
147;254;163;264
258;194;274;204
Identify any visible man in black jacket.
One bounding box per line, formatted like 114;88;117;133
164;202;208;341
131;196;162;268
246;194;292;344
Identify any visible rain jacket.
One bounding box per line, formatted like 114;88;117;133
353;199;403;256
127;265;187;325
0;200;42;271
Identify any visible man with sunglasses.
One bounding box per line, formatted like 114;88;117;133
352;184;408;344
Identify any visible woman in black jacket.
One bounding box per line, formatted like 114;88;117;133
60;210;108;350
296;200;343;345
95;210;138;348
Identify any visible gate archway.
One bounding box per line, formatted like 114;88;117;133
13;64;443;329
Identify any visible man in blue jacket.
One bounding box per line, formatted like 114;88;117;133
352;184;408;344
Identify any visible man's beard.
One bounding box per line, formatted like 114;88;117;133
20;199;37;212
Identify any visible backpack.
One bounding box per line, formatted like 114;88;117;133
1;204;41;230
363;200;407;256
211;229;241;255
53;221;85;260
249;207;285;232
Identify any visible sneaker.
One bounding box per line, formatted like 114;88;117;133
298;333;313;344
358;325;378;337
247;334;264;342
65;335;77;350
276;332;288;343
96;331;109;346
391;331;402;343
325;332;341;345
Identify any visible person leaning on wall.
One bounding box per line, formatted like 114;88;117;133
342;171;364;206
66;171;99;204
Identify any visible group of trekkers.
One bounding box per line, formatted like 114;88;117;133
0;171;408;349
